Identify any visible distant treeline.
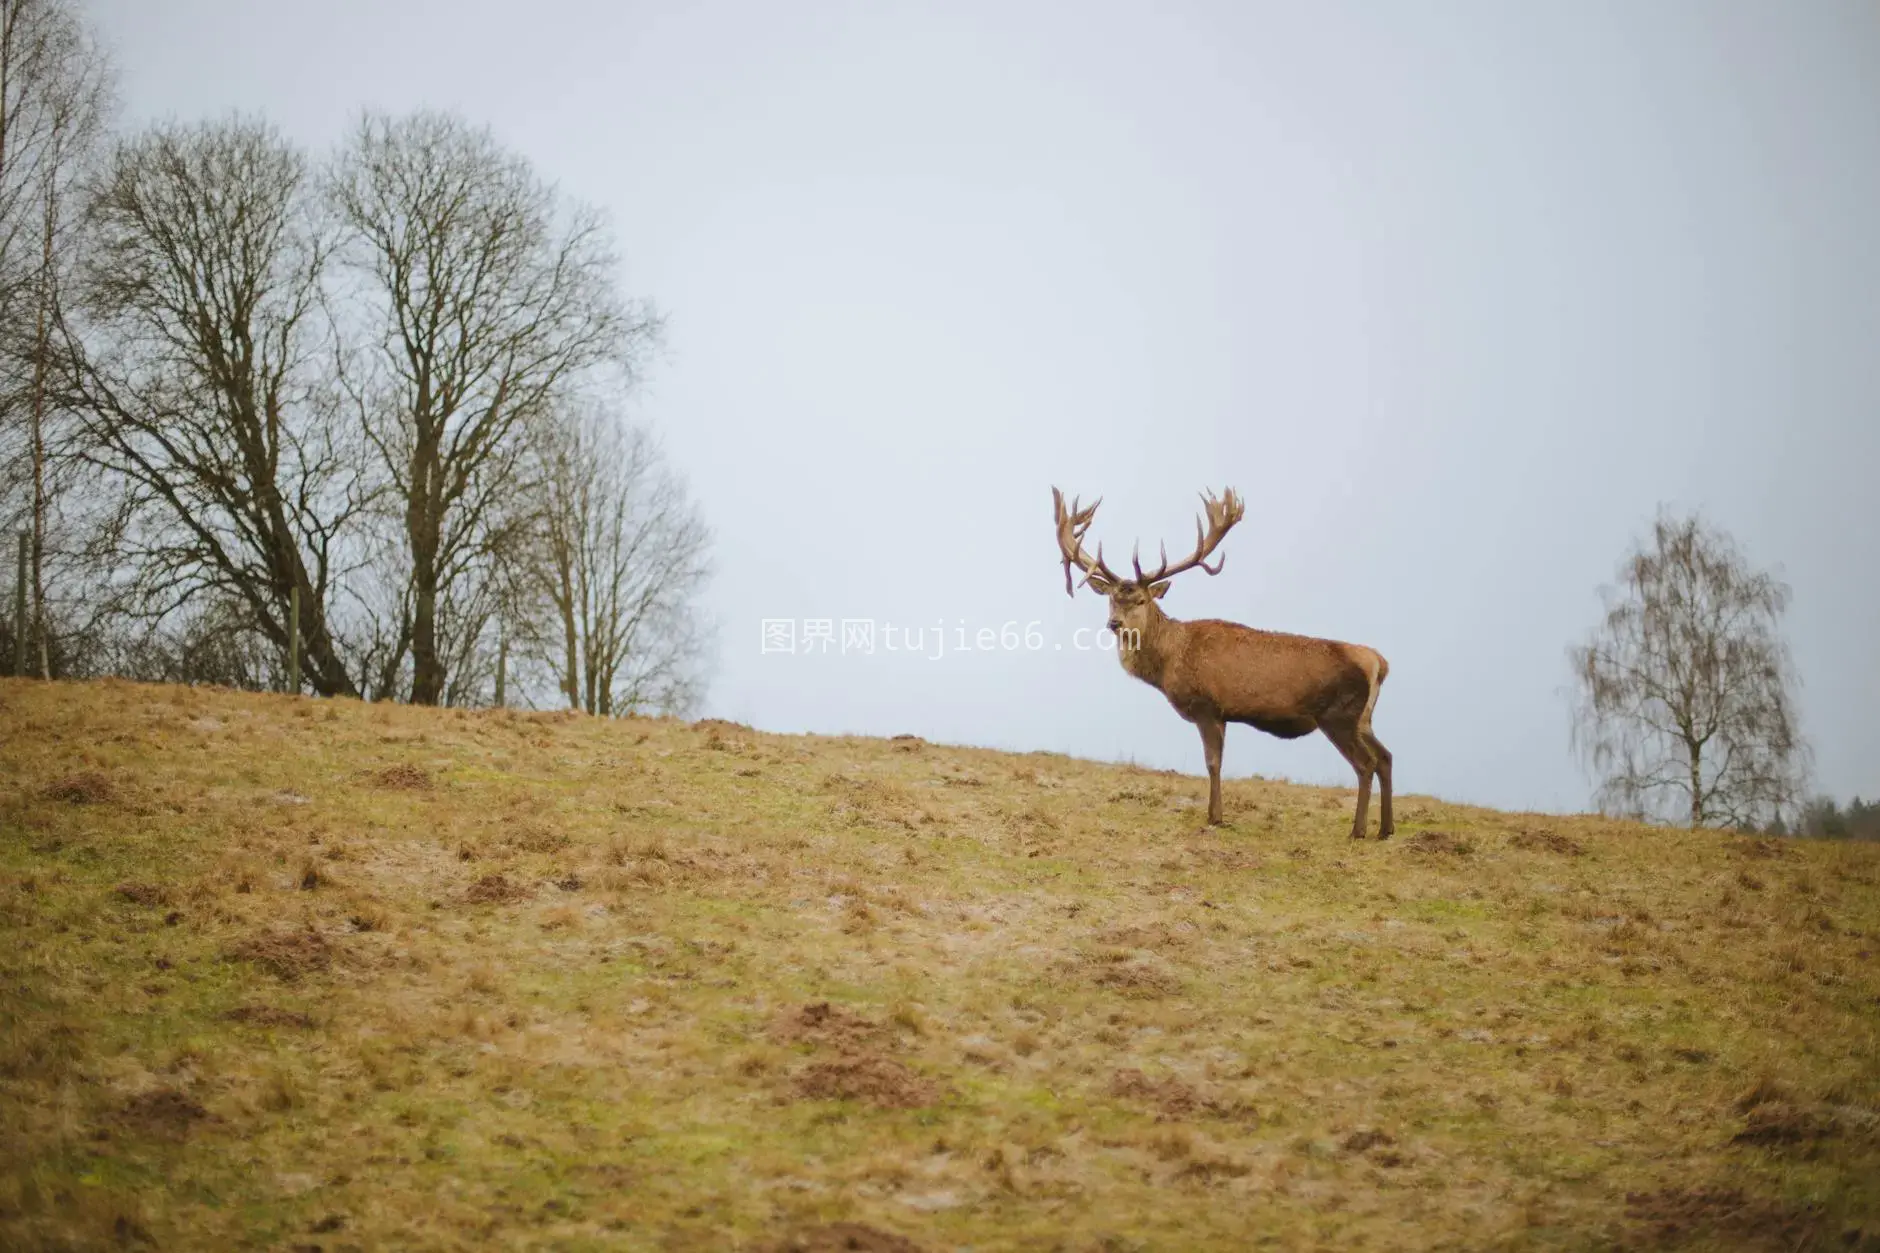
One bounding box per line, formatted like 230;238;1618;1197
1769;797;1880;841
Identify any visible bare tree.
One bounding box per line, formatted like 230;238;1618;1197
523;402;711;717
1569;509;1808;829
54;116;369;696
0;0;109;677
329;110;659;705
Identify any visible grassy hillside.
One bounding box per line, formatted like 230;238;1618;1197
1;678;1877;1251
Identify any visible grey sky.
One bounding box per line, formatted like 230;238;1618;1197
85;0;1879;813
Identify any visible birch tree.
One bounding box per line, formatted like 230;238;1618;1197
1569;509;1809;829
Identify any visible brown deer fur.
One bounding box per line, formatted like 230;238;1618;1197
1053;487;1393;837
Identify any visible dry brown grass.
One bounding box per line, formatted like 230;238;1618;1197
462;872;532;904
40;770;115;804
365;763;431;791
1;677;1878;1250
225;927;336;981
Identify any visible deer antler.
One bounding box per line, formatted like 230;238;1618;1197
1052;487;1122;596
1130;488;1245;586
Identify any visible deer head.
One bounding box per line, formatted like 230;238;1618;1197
1051;487;1246;643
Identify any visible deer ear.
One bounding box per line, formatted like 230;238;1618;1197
1086;572;1115;595
1149;581;1172;599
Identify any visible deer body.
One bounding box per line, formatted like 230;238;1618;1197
1054;487;1394;837
1122;614;1385;735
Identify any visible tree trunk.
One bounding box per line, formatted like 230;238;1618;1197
1688;741;1704;829
29;163;52;680
251;395;356;697
557;554;580;711
410;565;442;704
12;532;25;678
294;586;358;697
407;448;444;705
264;538;356;697
595;605;622;718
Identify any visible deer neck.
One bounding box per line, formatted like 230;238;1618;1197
1118;604;1181;687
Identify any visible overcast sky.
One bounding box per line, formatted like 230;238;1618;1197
84;0;1878;814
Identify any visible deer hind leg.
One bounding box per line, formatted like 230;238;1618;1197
1197;716;1226;826
1356;658;1391;839
1363;730;1393;838
1322;720;1378;839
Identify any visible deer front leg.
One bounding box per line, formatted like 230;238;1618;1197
1197;716;1226;825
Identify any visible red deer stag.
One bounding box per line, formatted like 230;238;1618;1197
1052;487;1393;838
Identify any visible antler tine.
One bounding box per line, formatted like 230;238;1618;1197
1192;490;1230;576
1133;486;1245;585
1053;486;1120;596
1133;538;1173;584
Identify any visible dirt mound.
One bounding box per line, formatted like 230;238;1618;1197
770;1001;887;1049
1624;1186;1829;1250
1084;953;1183;998
227;929;335;981
700;720;755;752
1510;827;1585;856
1735;1102;1842;1147
368;764;432;790
1734;838;1793;860
1093;922;1194;952
224;1005;316;1029
42;772;114;804
792;1054;940;1109
115;882;171;907
694;718;754;736
1338;1127;1407;1166
116;1088;211;1139
1190;847;1264;871
501;824;569;854
1733;1099;1878;1152
1110;1068;1250;1121
464;873;533;904
1407;830;1475;856
1342;1128;1395;1153
760;1223;927;1253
